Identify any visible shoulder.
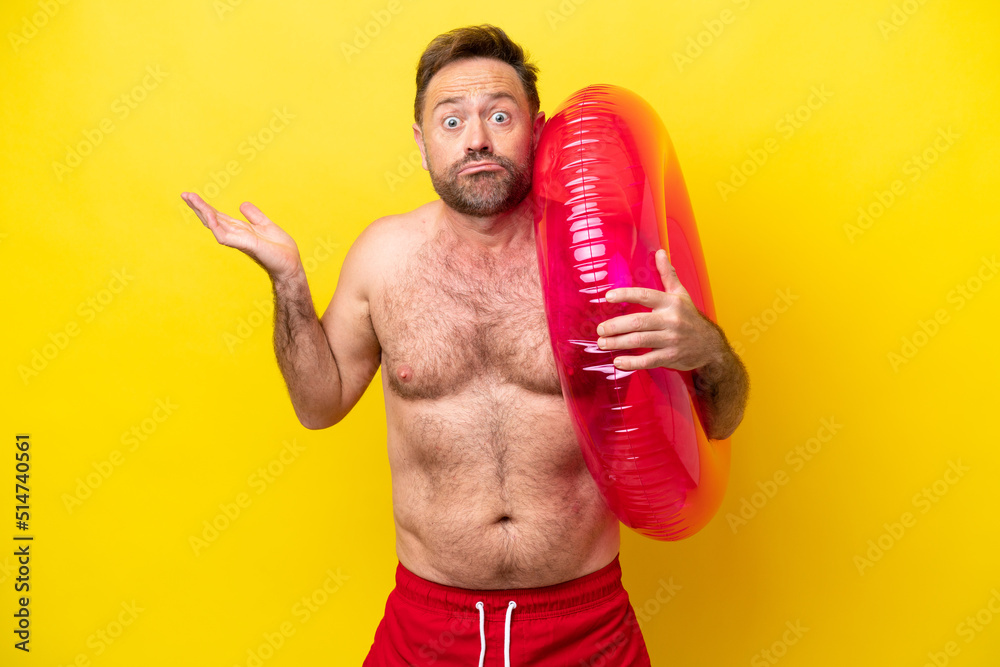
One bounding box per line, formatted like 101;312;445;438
340;200;441;294
355;200;438;252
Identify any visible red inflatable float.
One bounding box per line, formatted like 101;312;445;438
532;84;730;540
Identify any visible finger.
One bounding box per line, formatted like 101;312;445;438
604;286;669;308
596;311;663;337
613;349;685;371
180;191;201;216
611;352;657;371
239;201;270;226
181;191;209;210
182;192;248;246
217;210;253;229
181;192;219;229
656;248;686;296
598;329;666;351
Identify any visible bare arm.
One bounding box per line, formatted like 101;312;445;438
270;266;343;428
597;248;750;440
690;317;749;441
182;192;381;429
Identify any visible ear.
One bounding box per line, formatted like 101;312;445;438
412;122;429;170
532;111;546;150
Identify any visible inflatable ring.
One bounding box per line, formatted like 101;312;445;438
532;84;730;540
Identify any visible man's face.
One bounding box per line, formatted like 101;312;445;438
414;56;545;218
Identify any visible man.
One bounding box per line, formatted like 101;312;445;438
182;24;748;667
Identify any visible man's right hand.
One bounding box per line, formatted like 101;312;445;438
181;191;303;282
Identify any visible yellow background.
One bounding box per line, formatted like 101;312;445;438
2;0;999;665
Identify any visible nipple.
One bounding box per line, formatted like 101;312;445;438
397;364;413;382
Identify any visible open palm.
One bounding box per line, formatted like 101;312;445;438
182;191;301;281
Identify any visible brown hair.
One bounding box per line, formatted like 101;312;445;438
414;24;540;125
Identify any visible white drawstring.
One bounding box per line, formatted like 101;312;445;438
475;599;517;667
504;600;517;667
476;601;485;667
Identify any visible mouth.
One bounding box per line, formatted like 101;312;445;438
458;161;505;176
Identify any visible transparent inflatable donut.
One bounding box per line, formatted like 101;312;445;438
533;84;730;540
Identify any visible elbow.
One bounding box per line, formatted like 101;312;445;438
711;412;745;441
296;407;342;430
710;426;736;441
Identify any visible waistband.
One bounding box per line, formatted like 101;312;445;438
393;554;624;618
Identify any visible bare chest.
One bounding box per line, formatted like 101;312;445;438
371;239;561;399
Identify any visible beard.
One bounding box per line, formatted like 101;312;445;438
428;148;533;217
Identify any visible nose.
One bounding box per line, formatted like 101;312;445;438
465;116;492;154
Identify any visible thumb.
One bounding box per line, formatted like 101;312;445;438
656;248;687;296
239;201;270;225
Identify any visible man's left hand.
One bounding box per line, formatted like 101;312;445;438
596;249;725;372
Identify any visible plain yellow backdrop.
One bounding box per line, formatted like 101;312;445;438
2;0;999;665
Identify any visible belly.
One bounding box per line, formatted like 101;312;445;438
385;382;621;589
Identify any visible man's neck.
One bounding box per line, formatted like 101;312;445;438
438;197;534;252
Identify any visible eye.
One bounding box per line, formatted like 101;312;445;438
444;116;460;129
491;111;509;123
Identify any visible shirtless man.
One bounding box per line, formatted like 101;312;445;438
182;24;748;667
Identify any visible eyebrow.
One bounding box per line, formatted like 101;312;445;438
432;91;520;114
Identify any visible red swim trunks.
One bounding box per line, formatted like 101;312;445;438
363;553;651;666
